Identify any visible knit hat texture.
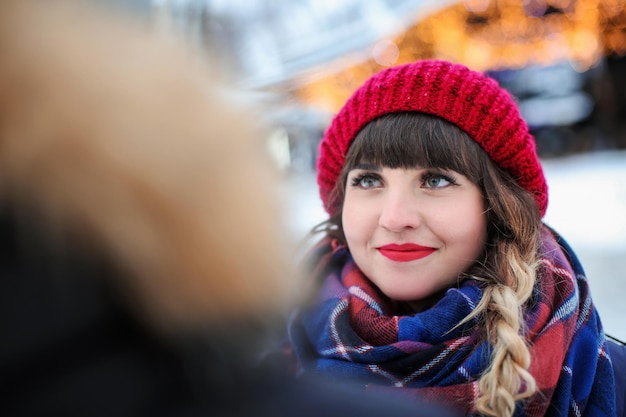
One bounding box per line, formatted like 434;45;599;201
316;59;548;217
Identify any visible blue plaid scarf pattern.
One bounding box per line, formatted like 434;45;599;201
288;226;616;416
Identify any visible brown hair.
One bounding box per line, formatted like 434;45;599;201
318;112;542;417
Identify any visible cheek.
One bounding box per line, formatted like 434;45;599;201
342;207;360;244
449;206;487;255
342;195;375;243
433;197;487;250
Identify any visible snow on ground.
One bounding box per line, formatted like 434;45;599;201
542;150;626;252
282;150;626;340
542;150;626;341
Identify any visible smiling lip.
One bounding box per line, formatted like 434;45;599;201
378;243;436;262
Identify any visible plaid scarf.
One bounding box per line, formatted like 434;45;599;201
288;226;616;416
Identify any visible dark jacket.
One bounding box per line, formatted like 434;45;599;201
608;336;626;417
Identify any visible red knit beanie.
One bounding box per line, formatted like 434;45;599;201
316;60;548;217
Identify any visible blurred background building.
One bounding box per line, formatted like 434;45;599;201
150;0;626;166
111;0;625;338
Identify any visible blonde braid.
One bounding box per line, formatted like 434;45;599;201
473;233;539;417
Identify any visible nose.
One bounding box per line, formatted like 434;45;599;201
378;190;421;232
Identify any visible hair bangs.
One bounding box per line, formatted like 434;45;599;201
344;112;485;182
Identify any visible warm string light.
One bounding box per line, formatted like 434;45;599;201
295;0;626;113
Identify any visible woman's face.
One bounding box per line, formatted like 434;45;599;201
342;165;487;305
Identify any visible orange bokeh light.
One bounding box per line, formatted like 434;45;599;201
293;0;626;113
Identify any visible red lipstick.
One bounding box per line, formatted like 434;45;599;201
378;243;436;262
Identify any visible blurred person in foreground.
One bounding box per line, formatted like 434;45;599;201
0;1;458;416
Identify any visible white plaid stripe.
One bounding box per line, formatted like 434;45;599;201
348;286;383;315
320;299;373;359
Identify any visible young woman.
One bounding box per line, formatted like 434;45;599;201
288;60;618;417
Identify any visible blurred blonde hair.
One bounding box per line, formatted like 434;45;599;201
0;0;293;331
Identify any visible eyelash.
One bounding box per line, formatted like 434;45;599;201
422;172;458;188
349;171;458;188
350;173;377;187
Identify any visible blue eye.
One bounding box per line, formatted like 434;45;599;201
422;173;455;189
351;173;382;189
